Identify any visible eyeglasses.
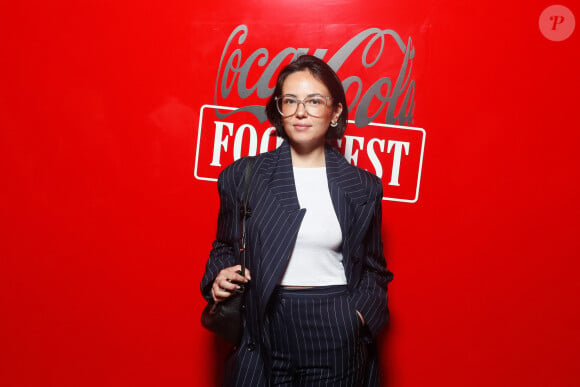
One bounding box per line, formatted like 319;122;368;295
275;95;332;118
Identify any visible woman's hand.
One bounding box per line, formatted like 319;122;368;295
356;310;366;326
211;265;251;303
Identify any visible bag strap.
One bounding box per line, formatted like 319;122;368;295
239;157;255;277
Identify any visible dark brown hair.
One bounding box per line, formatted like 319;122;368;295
265;54;348;140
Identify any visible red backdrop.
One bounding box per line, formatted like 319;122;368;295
1;1;578;386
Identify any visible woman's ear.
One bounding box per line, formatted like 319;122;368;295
333;102;343;123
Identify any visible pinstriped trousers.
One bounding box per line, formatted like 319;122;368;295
268;286;368;386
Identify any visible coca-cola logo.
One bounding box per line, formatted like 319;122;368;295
194;24;426;203
213;24;415;127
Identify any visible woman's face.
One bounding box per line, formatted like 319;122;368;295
280;70;342;151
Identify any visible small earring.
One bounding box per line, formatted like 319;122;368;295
330;121;338;127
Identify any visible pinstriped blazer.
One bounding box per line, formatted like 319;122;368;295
201;140;393;386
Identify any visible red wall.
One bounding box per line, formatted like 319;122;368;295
1;1;579;386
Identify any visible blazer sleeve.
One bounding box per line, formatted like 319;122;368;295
350;178;394;337
199;162;242;303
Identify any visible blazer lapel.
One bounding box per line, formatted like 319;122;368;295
250;142;306;319
265;141;301;213
325;145;375;285
325;146;353;259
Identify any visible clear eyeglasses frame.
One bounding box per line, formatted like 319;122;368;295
275;95;333;118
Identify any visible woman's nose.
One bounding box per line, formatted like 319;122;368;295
295;101;308;117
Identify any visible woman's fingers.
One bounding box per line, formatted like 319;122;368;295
212;280;236;302
211;283;234;302
356;310;366;326
211;265;251;303
231;265;251;283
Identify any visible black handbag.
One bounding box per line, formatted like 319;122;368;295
201;157;254;345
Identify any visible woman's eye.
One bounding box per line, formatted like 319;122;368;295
308;98;324;105
284;98;297;105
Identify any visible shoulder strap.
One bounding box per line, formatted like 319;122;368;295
239;157;255;276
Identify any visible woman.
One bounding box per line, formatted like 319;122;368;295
201;54;393;386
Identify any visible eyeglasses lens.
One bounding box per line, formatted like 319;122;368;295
276;96;328;117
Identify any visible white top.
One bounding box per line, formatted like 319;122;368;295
279;167;347;286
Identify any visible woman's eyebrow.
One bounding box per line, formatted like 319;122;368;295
281;93;324;98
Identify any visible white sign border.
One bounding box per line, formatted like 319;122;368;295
194;104;426;203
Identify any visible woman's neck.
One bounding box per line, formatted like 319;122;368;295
290;143;326;168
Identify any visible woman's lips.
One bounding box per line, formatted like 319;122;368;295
293;124;311;131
